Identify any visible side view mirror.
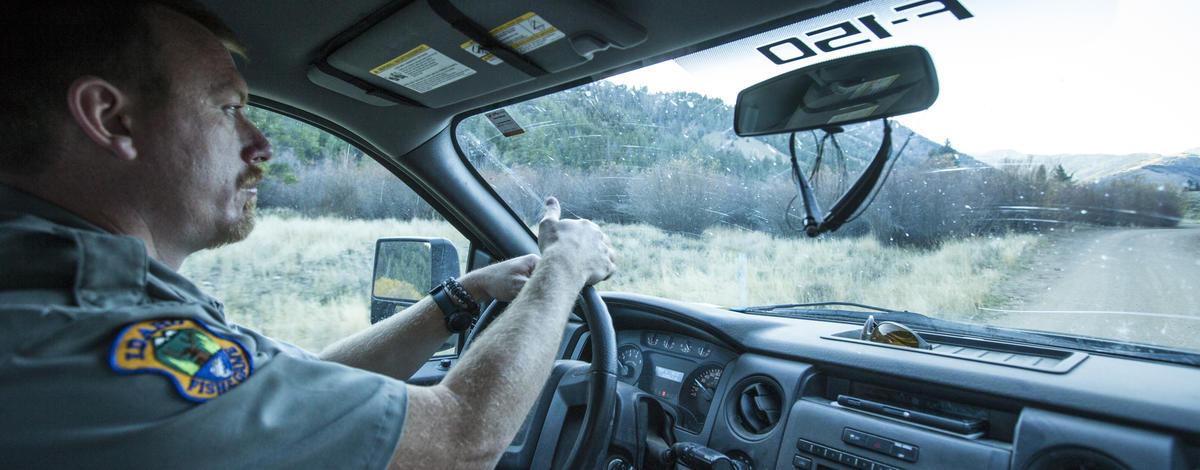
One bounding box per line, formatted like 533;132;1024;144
370;237;461;324
734;45;938;136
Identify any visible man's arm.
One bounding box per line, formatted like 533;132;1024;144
390;198;615;469
319;254;538;380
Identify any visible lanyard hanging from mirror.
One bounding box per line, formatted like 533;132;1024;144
786;118;910;237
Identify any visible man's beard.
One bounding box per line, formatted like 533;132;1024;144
208;165;263;249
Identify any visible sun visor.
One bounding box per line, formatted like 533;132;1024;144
309;0;646;108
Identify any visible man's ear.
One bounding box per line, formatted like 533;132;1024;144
66;77;138;161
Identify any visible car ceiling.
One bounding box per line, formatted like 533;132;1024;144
201;0;867;159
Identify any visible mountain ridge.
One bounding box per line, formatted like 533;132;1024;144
975;150;1200;187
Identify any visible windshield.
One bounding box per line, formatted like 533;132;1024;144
454;0;1200;354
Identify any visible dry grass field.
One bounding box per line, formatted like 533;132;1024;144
180;211;468;352
603;224;1037;315
181;213;1039;352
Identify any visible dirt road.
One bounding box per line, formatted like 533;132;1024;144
985;223;1200;351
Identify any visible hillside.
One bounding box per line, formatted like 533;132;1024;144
456;81;984;180
976;150;1200;188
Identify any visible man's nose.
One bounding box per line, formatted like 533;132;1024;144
242;120;273;164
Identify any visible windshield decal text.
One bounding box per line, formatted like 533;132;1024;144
757;0;973;65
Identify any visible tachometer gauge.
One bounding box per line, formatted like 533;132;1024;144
682;364;723;422
617;345;644;384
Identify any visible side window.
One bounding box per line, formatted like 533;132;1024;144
179;107;468;354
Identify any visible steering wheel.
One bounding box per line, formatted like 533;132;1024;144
464;286;617;470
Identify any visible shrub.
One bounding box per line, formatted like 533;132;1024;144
260;152;438;220
625;160;725;236
260;148;1185;246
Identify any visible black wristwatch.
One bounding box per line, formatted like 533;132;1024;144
429;278;480;333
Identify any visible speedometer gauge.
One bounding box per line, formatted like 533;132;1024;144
681;364;723;426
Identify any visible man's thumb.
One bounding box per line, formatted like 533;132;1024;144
541;197;561;222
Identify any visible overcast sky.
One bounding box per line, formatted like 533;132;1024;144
607;0;1199;157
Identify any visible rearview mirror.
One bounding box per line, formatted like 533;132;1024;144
370;237;461;324
734;46;938;136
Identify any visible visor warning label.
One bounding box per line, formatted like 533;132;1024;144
371;44;476;93
461;12;565;65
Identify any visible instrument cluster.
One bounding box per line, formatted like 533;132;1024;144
616;330;735;433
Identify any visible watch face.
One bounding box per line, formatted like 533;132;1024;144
447;311;474;332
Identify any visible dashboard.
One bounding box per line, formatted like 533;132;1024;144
561;293;1200;470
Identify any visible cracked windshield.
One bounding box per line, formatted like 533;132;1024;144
456;0;1200;353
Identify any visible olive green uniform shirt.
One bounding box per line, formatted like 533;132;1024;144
0;185;407;469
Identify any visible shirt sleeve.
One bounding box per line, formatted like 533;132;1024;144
229;321;324;361
174;352;409;470
0;307;408;470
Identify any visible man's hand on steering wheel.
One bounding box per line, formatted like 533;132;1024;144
460;254;540;305
537;197;617;286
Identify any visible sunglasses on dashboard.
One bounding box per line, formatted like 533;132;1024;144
860;315;932;350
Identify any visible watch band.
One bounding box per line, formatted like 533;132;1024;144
430;278;479;333
442;277;480;312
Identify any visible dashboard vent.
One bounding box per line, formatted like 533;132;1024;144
730;377;784;436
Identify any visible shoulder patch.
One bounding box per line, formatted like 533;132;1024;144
110;319;253;402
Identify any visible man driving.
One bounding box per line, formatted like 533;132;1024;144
0;1;616;468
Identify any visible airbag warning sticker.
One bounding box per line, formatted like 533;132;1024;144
461;12;565;65
371;44;475;93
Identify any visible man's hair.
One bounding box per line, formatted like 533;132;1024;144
0;0;245;176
